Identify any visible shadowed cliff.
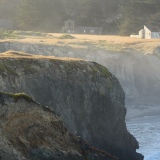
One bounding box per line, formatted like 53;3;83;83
0;92;120;160
0;51;143;160
1;41;160;109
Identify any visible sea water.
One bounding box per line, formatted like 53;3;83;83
127;116;160;160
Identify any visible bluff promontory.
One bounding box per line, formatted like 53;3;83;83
0;51;143;160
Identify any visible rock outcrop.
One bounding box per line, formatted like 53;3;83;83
0;51;143;160
0;92;120;160
0;42;160;108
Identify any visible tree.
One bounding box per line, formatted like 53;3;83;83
118;0;159;35
147;12;160;29
16;0;43;30
0;0;159;34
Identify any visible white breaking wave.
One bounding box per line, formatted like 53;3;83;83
127;117;160;160
145;152;160;160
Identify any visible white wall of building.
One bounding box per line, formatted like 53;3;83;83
139;29;145;38
144;26;151;39
130;35;139;38
138;26;160;39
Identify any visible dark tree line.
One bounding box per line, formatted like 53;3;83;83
0;0;122;33
0;0;160;35
118;0;160;35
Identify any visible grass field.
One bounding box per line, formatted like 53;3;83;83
0;50;84;61
1;33;160;53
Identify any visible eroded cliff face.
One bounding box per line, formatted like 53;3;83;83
0;41;159;108
0;92;119;160
0;52;143;160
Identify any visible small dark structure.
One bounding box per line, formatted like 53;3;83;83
62;20;102;35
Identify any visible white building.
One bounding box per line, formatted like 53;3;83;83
139;25;160;39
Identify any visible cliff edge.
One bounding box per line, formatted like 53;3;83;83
0;51;143;160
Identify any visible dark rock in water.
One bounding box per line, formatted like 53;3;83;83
0;92;118;160
0;52;144;160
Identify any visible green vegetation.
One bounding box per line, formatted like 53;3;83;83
10;59;39;74
0;28;15;39
118;0;160;35
0;29;47;39
58;34;76;39
92;62;111;78
13;30;46;36
0;0;122;33
11;93;34;102
0;0;160;34
48;59;111;80
97;40;123;51
0;92;34;103
0;63;18;77
0;58;42;78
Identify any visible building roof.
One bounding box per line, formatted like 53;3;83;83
145;25;160;32
78;26;103;30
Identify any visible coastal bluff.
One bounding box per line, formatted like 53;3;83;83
0;51;143;160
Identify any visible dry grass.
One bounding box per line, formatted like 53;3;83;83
0;50;85;61
1;33;160;53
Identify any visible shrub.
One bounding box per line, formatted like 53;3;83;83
0;28;15;39
0;92;35;103
13;30;46;36
58;34;76;39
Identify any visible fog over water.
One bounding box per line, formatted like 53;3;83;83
82;49;160;159
110;50;160;160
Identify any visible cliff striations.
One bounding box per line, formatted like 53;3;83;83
0;41;160;108
0;92;120;160
0;51;143;160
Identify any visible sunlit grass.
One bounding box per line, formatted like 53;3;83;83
0;32;160;53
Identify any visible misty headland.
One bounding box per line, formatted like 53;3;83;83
0;0;160;160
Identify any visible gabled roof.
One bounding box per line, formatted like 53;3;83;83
144;25;160;32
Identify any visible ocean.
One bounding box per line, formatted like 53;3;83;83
127;116;160;160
